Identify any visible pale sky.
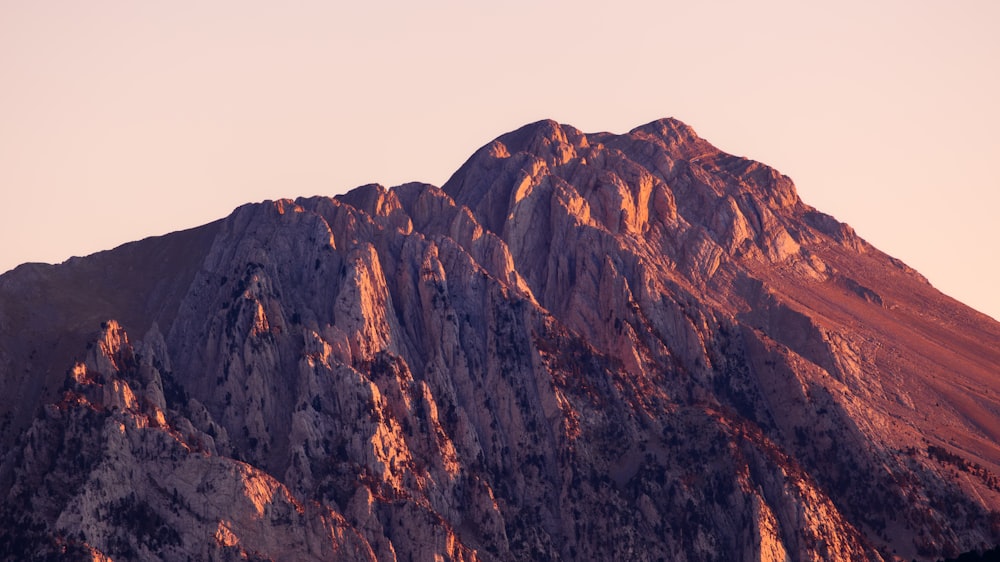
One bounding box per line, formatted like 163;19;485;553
2;1;998;320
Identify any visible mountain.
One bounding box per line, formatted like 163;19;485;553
1;118;999;561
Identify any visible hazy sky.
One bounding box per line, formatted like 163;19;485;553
2;1;998;320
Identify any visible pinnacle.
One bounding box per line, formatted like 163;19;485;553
491;119;584;160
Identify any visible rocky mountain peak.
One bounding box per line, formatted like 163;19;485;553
2;118;999;561
628;117;712;155
494;119;587;165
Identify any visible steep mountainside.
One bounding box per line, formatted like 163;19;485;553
2;119;999;561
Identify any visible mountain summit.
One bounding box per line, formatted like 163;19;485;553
1;118;998;561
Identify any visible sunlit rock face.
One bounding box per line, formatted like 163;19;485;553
2;119;1000;561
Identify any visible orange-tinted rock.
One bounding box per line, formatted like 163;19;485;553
2;118;999;561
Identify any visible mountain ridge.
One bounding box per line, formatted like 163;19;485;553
1;117;999;561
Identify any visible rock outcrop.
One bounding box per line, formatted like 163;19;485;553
2;118;999;561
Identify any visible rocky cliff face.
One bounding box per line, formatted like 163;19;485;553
2;118;999;561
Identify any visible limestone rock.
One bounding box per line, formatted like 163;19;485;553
2;118;1000;561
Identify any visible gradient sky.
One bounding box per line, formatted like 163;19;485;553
2;1;998;320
